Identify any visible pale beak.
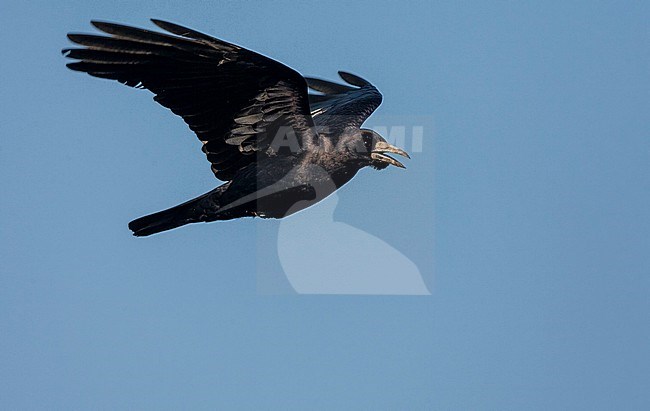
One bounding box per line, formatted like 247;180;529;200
371;141;410;168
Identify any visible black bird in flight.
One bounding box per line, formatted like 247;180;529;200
64;20;410;236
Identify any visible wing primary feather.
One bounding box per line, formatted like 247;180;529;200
338;71;371;87
150;19;228;45
305;77;354;94
89;21;223;58
65;34;203;61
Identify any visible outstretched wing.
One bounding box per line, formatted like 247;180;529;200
306;71;382;134
64;19;317;181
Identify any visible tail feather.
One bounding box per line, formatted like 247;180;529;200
128;186;227;236
128;204;195;237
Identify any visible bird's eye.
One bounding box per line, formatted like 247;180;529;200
362;133;374;152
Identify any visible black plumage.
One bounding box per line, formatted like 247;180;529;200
64;20;410;236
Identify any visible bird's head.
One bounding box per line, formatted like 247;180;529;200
354;129;410;170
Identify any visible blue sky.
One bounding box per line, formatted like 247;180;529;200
1;0;649;409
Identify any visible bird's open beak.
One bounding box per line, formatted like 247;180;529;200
371;141;410;168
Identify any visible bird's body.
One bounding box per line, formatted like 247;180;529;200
64;20;409;236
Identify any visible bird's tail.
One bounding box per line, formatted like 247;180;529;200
128;203;196;237
128;185;227;237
